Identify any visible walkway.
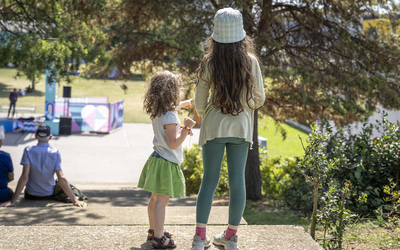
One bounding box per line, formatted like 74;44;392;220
1;122;322;249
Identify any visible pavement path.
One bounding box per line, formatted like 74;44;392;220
3;123;200;184
0;225;322;250
1;122;323;249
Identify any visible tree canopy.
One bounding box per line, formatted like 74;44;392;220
0;0;108;87
109;0;400;125
104;0;400;200
2;0;400;201
2;0;399;124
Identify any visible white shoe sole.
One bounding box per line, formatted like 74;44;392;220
190;242;211;250
213;241;239;250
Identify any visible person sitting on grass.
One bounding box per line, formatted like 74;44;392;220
0;130;14;203
0;125;86;207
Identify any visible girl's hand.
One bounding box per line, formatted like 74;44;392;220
183;117;196;128
179;99;192;109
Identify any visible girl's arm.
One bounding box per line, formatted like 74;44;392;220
165;118;196;150
195;69;211;117
175;99;192;111
253;57;266;108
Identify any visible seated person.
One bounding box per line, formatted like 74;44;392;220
0;125;85;207
26;85;32;93
18;89;25;96
0;130;14;203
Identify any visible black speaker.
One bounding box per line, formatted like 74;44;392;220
59;116;72;135
63;86;71;98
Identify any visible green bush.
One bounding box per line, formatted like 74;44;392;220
289;112;400;217
325;113;400;215
283;170;314;216
181;144;229;196
259;153;299;198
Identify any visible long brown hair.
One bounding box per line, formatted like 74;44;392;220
197;36;259;115
143;71;182;119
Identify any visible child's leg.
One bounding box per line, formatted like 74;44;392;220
225;140;249;237
147;193;156;237
152;193;170;239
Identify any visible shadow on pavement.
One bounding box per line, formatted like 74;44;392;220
7;188;197;208
2;132;37;146
130;242;152;250
0;206;104;225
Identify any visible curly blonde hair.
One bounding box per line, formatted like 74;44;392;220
143;71;183;119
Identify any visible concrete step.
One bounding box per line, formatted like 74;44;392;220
0;206;246;226
6;183;232;208
0;225;323;250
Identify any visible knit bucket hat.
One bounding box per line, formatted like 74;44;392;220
212;8;246;43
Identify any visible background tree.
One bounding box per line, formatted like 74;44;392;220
109;0;400;200
0;0;108;89
3;0;400;201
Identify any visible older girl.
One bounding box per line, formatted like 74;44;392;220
191;8;265;250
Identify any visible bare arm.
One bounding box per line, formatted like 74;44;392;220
7;172;14;182
175;99;192;111
1;164;30;207
55;170;86;207
165;117;196;150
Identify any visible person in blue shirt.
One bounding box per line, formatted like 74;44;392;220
0;130;14;202
0;125;85;207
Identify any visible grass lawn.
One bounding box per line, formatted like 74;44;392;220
342;221;400;250
258;115;308;158
0;68;307;158
0;68;150;123
243;199;310;227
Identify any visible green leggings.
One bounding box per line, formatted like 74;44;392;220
196;137;249;226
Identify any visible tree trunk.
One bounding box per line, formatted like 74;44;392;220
32;75;35;90
245;109;262;201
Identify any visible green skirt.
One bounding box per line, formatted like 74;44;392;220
137;155;186;198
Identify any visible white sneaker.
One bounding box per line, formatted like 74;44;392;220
191;235;211;250
213;233;239;250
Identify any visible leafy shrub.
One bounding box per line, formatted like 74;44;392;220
259;153;299;198
325;113;400;215
317;180;356;249
290;112;400;218
181;144;204;196
181;144;229;196
284;170;314;216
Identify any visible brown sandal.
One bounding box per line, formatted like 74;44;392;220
147;229;173;241
152;235;177;249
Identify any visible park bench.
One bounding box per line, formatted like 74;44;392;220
0;104;36;113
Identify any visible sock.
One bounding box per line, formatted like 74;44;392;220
195;227;206;240
224;227;237;240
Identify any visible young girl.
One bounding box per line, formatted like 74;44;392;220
191;8;265;250
138;71;196;249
